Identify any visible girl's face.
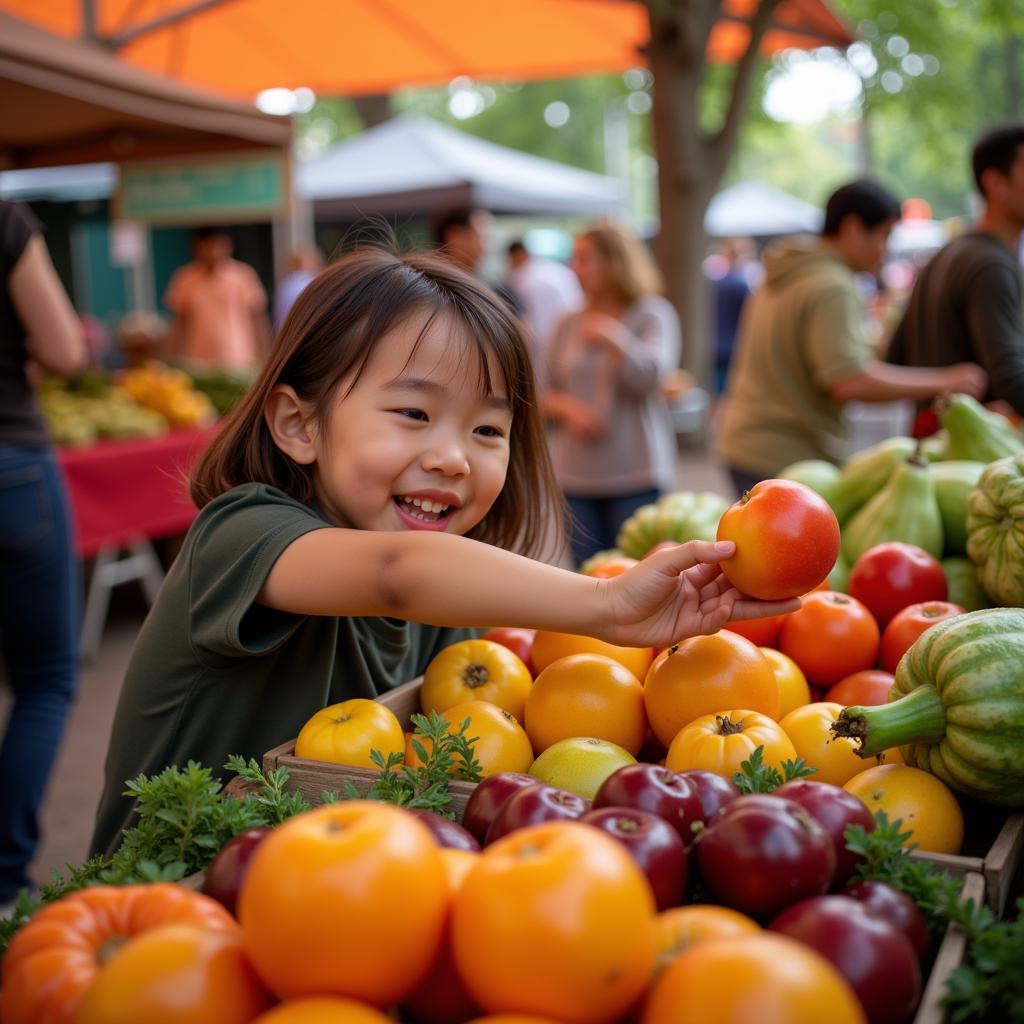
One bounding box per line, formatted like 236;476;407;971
571;234;608;298
310;312;513;536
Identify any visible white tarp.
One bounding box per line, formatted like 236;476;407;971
705;180;822;238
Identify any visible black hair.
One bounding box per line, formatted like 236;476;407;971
431;206;476;247
507;240;527;257
822;180;902;236
193;225;231;242
972;124;1024;196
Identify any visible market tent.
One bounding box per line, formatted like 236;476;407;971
0;10;289;169
1;0;854;100
704;179;822;238
297;115;627;219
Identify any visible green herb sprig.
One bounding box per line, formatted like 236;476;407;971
732;744;818;794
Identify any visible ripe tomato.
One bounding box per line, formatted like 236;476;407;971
843;764;964;855
481;628;537;676
654;905;760;969
878;601;965;673
724;613;787;647
779;592;880;686
643;632;780;748
640;933;866;1024
451;821;657;1024
252;999;395;1023
759;646;811;718
778;702;869;787
825;670;895;707
0;884;237;1024
421;639;533;721
238;803;448;1006
716;479;841;600
294;699;404;769
524;653;646;755
466;1017;566;1023
664;710;797;779
847;543;948;628
77;924;270;1024
532;629;653;681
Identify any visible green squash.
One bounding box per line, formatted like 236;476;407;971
833;607;1024;805
965;453;1024;607
616;491;728;559
778;459;841;503
928;460;985;556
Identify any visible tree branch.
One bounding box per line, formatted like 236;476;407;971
707;0;782;178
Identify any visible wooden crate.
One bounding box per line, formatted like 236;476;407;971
912;872;986;1024
263;677;478;818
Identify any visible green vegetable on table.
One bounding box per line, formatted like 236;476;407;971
966;453;1024;608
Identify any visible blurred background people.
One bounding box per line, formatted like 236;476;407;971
715;180;986;496
273;245;324;333
0;198;86;906
705;236;757;395
542;221;681;565
164;226;270;372
506;238;582;368
887;124;1024;418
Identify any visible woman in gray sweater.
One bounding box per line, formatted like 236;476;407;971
543;222;681;564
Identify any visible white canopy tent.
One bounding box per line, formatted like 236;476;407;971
705;180;822;239
297;115;628;220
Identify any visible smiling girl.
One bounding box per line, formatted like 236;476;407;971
90;248;796;855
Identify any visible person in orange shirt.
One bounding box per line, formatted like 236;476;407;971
165;227;270;372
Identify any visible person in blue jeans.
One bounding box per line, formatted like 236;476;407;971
0;200;85;903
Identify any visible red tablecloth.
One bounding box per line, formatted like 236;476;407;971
58;426;220;558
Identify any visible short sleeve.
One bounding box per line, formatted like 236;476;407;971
802;283;873;388
186;487;331;659
1;201;40;275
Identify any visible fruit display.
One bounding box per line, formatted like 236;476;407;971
116;361;218;427
615;489;730;558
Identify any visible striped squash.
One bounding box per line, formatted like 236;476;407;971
833;608;1024;805
966;454;1024;607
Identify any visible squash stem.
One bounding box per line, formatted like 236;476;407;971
832;685;947;757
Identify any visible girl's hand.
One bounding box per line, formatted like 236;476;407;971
599;539;801;649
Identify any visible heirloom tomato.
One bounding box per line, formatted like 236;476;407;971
779;702;868;787
252;999;395;1023
778;592;880;686
532;629;653;681
716;479;841;600
825;670;895;707
665;710;796;779
422;639;533;721
878;601;965;673
759;646;811;718
294;698;404;769
481;628;537;676
847;542;948;628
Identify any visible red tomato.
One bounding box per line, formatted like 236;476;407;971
778;592;880;686
481;628;537;677
847;543;948;628
879;602;965;673
716;480;840;601
825;670;895;707
724;614;787;647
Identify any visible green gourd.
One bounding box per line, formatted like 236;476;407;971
941;557;992;612
833;607;1024;804
616;491;729;559
965;453;1024;607
938;393;1024;463
841;448;944;565
778;459;841;504
928;460;985;556
828;436;917;524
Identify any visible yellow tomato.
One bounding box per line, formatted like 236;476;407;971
421;639;533;721
760;647;811;719
665;710;796;779
779;702;868;787
843;764;964;854
294;699;404;769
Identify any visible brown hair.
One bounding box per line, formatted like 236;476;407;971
191;247;564;560
581;221;663;304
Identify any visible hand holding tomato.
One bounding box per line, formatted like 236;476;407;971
716;480;840;601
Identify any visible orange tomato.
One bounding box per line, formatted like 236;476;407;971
532;630;653;681
0;883;237;1024
724;614;787;647
643;632;780;748
825;669;895;707
252;999;395;1023
524;653;646;755
759;646;811;718
584;556;639;579
716;479;841;600
238;803;448;1006
778;702;868;787
451;821;657;1024
294;699;404;769
466;1018;566;1023
665;710;797;779
778;592;880;686
77;924;270;1024
654;905;760;969
406;700;534;776
640;934;866;1024
843;764;964;854
421;639;534;721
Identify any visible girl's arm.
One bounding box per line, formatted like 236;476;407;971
259;531;797;650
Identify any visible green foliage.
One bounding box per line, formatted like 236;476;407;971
732;744;819;794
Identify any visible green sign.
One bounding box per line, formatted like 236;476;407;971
118;154;285;224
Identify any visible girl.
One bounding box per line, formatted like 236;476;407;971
91;248;795;856
543;222;682;564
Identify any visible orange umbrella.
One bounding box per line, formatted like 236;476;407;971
1;0;853;100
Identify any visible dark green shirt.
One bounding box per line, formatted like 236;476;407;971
91;483;477;857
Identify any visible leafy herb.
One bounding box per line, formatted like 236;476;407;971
732;744;818;794
342;711;483;817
